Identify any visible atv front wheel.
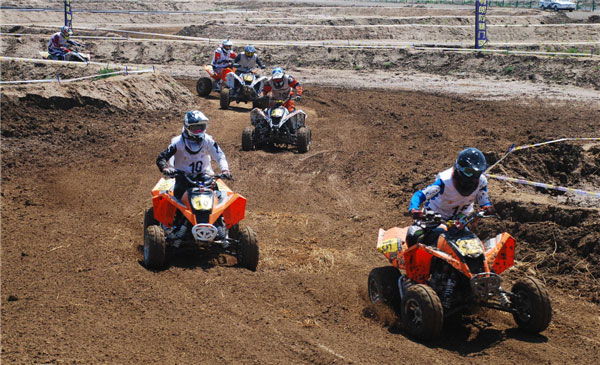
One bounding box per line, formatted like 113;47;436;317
511;277;552;333
144;225;166;269
235;224;259;271
401;284;443;340
220;89;230;109
242;126;255;151
367;266;401;310
143;207;158;233
196;77;212;97
297;126;311;153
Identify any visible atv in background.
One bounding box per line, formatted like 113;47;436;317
220;68;268;110
242;98;311;153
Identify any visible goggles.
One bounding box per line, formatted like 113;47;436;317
457;164;484;178
188;123;207;134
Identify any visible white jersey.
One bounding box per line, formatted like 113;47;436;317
236;54;258;73
167;134;229;176
411;168;491;220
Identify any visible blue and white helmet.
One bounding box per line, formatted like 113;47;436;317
272;67;285;88
61;25;72;39
244;45;256;57
183;110;209;141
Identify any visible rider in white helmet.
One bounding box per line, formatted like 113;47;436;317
47;26;81;60
157;110;231;200
210;38;237;90
262;66;303;112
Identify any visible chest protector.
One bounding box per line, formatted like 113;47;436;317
237;54;258;72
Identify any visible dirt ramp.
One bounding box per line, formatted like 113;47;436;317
1;72;193;111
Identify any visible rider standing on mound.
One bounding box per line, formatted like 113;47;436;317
407;147;496;246
261;67;303;112
156;110;231;199
47;26;81;60
211;38;237;90
233;45;266;74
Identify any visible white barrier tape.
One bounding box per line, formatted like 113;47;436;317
2;34;598;58
192;22;600;29
0;7;257;15
488;137;600;172
486;174;600;198
0;68;154;85
0;56;142;71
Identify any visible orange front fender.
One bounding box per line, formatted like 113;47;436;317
483;233;515;275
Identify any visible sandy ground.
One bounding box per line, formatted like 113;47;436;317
2;1;600;364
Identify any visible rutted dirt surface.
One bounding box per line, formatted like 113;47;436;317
2;1;600;364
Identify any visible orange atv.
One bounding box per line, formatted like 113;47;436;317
143;172;259;271
196;64;235;97
368;210;551;340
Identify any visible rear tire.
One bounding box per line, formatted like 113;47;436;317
367;266;401;310
220;89;230;109
553;4;559;11
297;126;311;153
144;225;166;269
512;277;552;333
235;224;259;271
242;126;254;151
196;77;212;97
401;284;444;340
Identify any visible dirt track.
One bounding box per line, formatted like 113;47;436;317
2;1;600;364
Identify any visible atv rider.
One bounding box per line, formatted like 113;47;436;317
47;26;82;60
233;45;266;75
211;38;237;91
156;111;231;240
261;67;303;112
406;147;496;247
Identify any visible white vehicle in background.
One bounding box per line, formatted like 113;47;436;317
539;0;576;11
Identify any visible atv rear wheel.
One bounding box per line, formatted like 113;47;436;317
242;126;255;151
220;89;230;109
401;284;443;340
297;126;311;153
196;77;212;97
511;277;552;333
144;225;166;269
367;266;401;310
234;224;259;271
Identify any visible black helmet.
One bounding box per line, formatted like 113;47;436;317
453;147;487;196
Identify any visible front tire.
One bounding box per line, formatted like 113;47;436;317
234;224;259;271
196;77;212;97
367;266;401;310
297;126;311;153
144;225;166;269
242;126;254;151
401;284;444;340
220;88;230;109
512;277;552;333
143;207;158;233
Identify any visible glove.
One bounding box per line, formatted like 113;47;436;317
483;205;496;215
162;167;177;178
410;209;424;220
295;95;302;102
221;170;233;180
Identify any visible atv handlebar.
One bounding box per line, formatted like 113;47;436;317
415;209;499;230
171;171;233;186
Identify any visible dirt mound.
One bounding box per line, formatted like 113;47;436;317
1;72;194;111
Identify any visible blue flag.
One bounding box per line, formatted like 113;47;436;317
475;0;488;49
64;0;72;28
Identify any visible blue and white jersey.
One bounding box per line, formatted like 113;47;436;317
157;133;229;176
409;168;491;220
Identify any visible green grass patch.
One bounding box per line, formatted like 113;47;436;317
96;67;117;80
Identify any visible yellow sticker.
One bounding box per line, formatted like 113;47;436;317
153;178;174;192
377;238;399;254
456;239;484;256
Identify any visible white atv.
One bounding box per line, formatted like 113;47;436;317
242;99;311;153
220;70;268;110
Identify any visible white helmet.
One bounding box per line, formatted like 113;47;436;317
222;38;233;52
183;110;209;141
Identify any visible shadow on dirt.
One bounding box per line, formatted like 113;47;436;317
136;244;238;271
